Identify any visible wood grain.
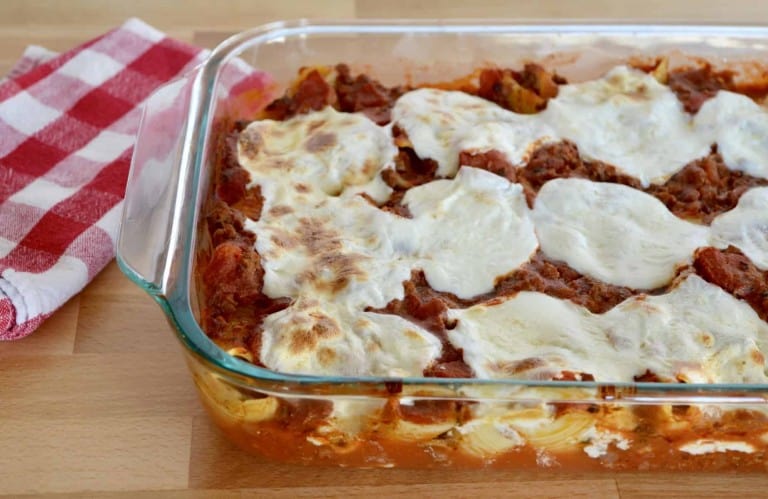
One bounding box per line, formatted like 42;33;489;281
1;1;768;497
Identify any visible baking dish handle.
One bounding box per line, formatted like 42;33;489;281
116;69;203;296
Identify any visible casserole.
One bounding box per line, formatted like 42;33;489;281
117;20;768;470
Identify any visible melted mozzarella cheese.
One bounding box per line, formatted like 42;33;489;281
392;66;768;188
448;275;768;383
447;289;595;380
260;298;442;377
532;178;710;289
392;88;557;177
238;106;397;203
695;91;768;180
392;66;718;187
544;66;711;186
247;165;537;309
242;102;768;296
401;167;538;298
601;274;768;383
248;194;410;309
237;69;768;383
710;187;768;270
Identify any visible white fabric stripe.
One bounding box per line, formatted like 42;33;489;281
0;236;15;259
8;178;79;210
57;48;124;87
73;130;135;162
0;90;61;135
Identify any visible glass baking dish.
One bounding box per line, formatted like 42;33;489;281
117;20;768;470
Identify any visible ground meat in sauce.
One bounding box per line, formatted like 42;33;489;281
261;65;405;125
371;251;647;378
375;251;643;317
368;270;472;378
201;63;768;379
261;63;565;126
462;143;767;222
633;369;663;382
459;141;641;206
334;64;406;125
668;65;733;113
202;127;289;361
488;251;644;314
376;189;411;218
202;240;262;318
381;145;439;193
202;199;291;362
694;246;768;321
458;149;519;184
636;61;768;112
206;199;253;247
523;143;641;193
216;133;251;205
648;152;768;223
477;64;565;113
262;69;338;120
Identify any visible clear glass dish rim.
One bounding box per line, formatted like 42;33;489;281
119;19;768;401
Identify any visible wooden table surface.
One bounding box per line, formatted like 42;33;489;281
3;1;768;497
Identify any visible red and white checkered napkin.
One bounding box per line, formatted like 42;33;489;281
0;18;209;340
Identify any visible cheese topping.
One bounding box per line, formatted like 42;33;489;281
235;65;768;381
237;106;397;204
248;194;410;309
696;91;768;179
711;186;768;270
447;274;768;383
246;166;536;311
248;168;536;375
544;66;710;186
392;66;768;187
532;178;710;289
392;88;558;177
240;114;536;374
260;298;442;377
400;168;537;298
531;178;767;289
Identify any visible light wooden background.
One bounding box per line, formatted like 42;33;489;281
2;1;768;497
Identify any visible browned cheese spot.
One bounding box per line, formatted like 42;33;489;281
270;230;300;250
306;119;327;133
288;311;341;354
625;83;650;100
361;159;379;178
751;349;765;366
305;131;337;152
268;205;294;217
297;217;343;254
698;332;715;348
404;329;423;342
238;127;262;160
317;347;337;366
494;357;547;376
295;218;368;294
